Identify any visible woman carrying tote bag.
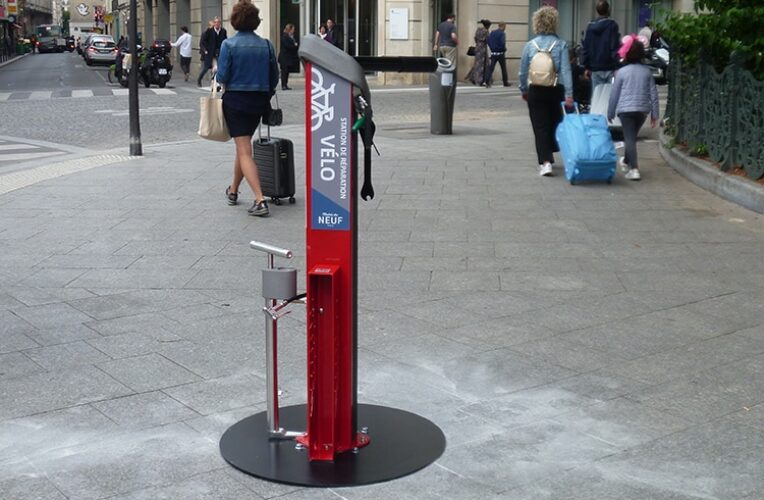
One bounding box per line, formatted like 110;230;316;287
215;0;279;217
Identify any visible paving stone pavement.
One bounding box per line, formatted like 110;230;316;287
1;117;763;499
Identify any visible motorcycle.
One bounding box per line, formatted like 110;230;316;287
115;44;143;88
65;36;76;52
139;39;173;88
646;36;670;85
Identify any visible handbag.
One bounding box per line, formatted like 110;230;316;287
467;46;476;56
263;91;283;127
197;78;230;142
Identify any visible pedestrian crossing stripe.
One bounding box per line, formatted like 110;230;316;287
0;88;179;101
0;140;66;164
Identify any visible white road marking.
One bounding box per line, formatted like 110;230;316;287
0;151;65;162
112;89;129;96
0;144;40;151
29;91;53;100
71;90;94;98
151;88;176;95
0;153;136;194
0;93;11;101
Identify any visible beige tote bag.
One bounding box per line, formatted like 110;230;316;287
198;79;230;142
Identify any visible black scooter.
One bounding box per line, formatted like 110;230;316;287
140;40;173;88
646;36;670;85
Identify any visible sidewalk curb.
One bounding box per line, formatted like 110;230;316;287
659;130;764;214
0;53;29;69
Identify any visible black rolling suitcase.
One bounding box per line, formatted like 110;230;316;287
253;123;296;205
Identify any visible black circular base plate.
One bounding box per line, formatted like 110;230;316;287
219;404;446;487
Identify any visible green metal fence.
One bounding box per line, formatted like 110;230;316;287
665;54;764;181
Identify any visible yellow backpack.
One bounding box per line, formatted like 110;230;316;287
529;39;558;87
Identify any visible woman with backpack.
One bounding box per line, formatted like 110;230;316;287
607;35;659;181
518;6;573;177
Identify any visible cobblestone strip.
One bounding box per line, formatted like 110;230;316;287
0;154;137;195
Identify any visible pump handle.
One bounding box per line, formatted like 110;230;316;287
250;241;293;259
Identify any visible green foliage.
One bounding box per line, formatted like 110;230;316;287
659;0;764;79
689;142;709;156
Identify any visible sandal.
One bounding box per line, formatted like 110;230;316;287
225;186;238;206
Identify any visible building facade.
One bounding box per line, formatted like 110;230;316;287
122;0;685;85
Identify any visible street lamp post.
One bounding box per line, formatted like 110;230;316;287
128;0;142;156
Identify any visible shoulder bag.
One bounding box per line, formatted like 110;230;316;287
197;78;230;141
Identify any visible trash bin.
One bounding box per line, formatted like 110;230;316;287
429;57;456;135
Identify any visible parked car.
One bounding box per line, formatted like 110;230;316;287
84;39;119;66
36;37;61;53
80;34;113;58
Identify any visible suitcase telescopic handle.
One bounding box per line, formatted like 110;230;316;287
561;101;580;115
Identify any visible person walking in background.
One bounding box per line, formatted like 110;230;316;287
198;17;228;87
216;0;279;217
325;19;341;48
467;19;491;86
486;22;510;87
433;14;458;66
581;0;620;95
607;35;659;181
278;23;299;90
171;26;193;82
518;6;573;177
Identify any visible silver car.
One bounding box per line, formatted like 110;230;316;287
84;38;118;66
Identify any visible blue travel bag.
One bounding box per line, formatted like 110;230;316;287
555;103;617;184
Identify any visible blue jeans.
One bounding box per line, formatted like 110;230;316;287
591;70;614;95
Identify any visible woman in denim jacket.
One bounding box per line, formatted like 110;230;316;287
217;0;279;217
518;6;573;177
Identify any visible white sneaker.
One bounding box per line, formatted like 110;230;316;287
625;168;641;181
539;162;553;177
618;156;629;173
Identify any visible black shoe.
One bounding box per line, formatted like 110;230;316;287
225;186;238;206
504;82;511;87
282;86;292;90
248;200;269;217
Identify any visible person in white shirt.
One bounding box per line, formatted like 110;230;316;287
171;26;193;81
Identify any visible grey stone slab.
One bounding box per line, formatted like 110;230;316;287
86;330;182;358
360;270;432;291
67;268;201;289
98;353;202;392
721;402;764;432
462;384;600;429
0;311;39;353
509;337;629;373
358;309;441;347
508;464;709;500
438;316;557;349
161;303;229;324
156;339;259;380
0;405;117;473
434;241;495;258
358;241;434;257
401;298;485;329
604;331;764;386
335;463;502;499
85;312;183;336
430;271;501;291
594;419;764;499
553;397;692;449
691;353;764;406
558;308;744;361
366;332;481;366
70;290;211;321
357;289;456;312
0;365;133;421
93;391;199;429
554;369;651;401
222;467;301;499
107;468;262;500
627;379;744;424
436;418;620;492
0;352;43;380
36;254;139;269
24;341;112;370
114;240;228;256
25;324;103;346
499;271;624;294
0;475;67;500
401;256;467;271
12;302;94;330
6;286;96;306
128;255;205;270
163;373;267;416
15;268;88;289
39;423;221;499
